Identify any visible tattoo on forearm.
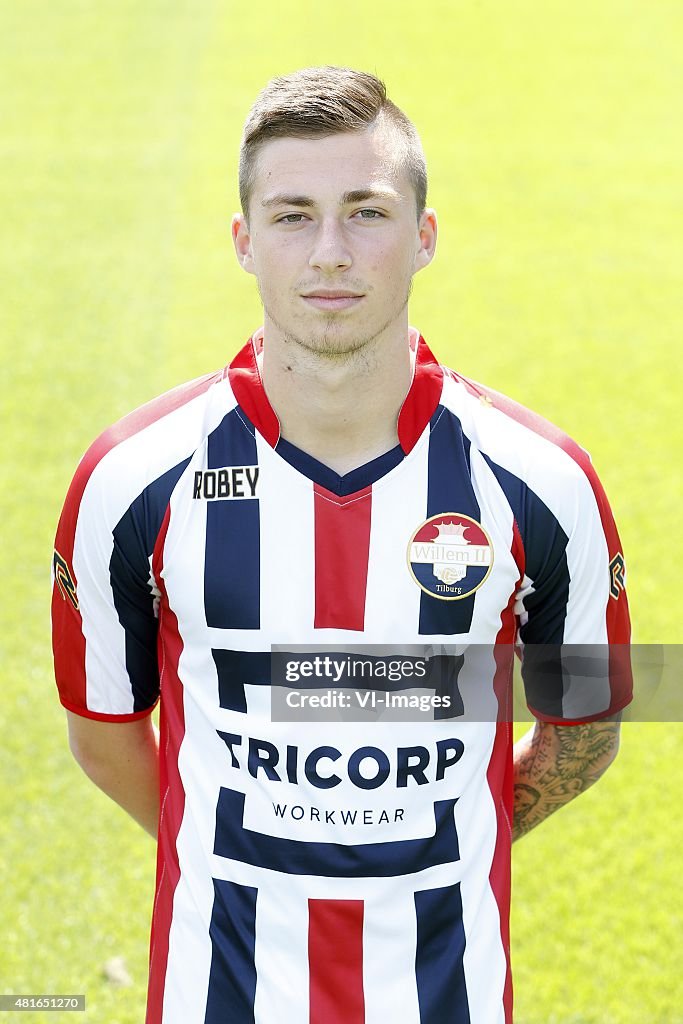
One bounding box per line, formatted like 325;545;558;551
512;719;621;841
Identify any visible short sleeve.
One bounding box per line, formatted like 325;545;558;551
51;438;162;721
513;452;632;724
51;371;222;719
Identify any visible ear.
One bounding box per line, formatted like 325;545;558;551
414;208;437;274
232;213;256;275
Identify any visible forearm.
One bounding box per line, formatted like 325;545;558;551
512;718;621;842
67;713;160;839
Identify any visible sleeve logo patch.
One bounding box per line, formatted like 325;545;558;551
609;552;626;599
53;550;79;610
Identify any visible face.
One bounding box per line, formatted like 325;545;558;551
232;122;437;358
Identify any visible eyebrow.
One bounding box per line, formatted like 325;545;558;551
260;187;402;209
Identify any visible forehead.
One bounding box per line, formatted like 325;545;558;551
252;123;411;205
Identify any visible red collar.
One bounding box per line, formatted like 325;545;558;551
227;328;444;455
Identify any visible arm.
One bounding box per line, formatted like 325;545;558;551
512;715;621;842
505;430;630;841
66;710;160;839
53;424;173;841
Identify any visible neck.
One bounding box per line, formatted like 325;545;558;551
258;317;415;476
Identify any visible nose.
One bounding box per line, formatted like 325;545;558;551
308;217;353;274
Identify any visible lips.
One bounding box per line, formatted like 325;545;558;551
301;292;364;310
303;291;363;298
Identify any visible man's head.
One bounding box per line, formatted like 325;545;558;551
238;66;427;224
232;66;437;360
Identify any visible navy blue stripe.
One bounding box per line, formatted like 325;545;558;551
275;437;403;494
213;787;459;876
415;883;471;1023
110;458;191;712
419;408;479;636
212;649;465;718
212;649;271;712
204;878;257;1024
204;409;260;629
481;454;570;643
462;432;472;472
432;653;466;718
481;453;571;716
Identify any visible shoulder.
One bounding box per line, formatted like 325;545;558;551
437;365;625;577
57;368;233;536
84;369;228;475
438;365;600;495
436;364;623;554
435;361;630;646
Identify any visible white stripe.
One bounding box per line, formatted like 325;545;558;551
253;884;308;1024
161;461;224;1024
153;406;258;1024
160;696;229;1022
256;434;316;643
363;888;420;1023
467;445;520;646
161;695;227;1024
457;724;508;1024
363;433;428;640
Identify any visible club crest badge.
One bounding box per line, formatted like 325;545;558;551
407;513;494;601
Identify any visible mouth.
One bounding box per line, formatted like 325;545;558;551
301;292;365;311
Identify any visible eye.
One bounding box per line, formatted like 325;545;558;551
276;213;306;224
356;209;384;220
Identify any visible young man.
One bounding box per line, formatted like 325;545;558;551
52;67;631;1024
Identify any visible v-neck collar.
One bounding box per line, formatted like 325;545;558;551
274;435;404;495
227;326;444;459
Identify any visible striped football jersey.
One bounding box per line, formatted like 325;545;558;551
51;329;631;1024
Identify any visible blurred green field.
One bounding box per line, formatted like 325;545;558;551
1;2;682;1022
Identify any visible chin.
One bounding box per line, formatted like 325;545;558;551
296;335;370;358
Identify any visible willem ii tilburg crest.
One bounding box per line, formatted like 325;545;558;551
407;513;494;601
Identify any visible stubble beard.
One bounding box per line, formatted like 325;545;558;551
258;278;414;364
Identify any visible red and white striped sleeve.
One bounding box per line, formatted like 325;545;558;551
51;372;221;720
455;373;632;723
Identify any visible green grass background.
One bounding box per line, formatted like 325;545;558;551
1;1;682;1021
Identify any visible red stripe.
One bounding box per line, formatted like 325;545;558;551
52;371;221;716
510;516;526;585
487;574;520;1024
396;334;444;453
486;720;514;1023
314;485;372;631
227;334;280;447
308;899;365;1024
489;630;516;1015
145;506;187;1024
57;696;157;722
